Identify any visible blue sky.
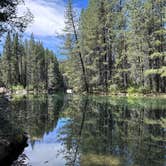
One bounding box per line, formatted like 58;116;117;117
23;0;88;60
0;0;88;59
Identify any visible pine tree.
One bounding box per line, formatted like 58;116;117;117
114;0;129;90
12;33;20;85
65;0;89;93
62;33;80;90
63;0;166;94
144;0;166;92
0;33;64;92
1;32;12;88
127;0;166;92
0;54;3;86
79;1;99;92
0;0;33;37
47;51;63;92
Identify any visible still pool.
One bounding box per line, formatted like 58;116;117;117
0;94;166;166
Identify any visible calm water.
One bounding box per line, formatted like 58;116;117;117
0;94;166;166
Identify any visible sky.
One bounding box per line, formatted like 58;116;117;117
0;0;88;59
22;0;88;60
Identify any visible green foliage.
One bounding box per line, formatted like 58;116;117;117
26;85;34;91
127;87;139;95
0;0;33;36
150;52;165;59
63;0;89;93
145;69;159;76
160;67;166;77
109;84;118;94
138;86;151;94
62;0;166;94
127;86;151;94
11;85;24;91
0;33;64;92
145;67;166;78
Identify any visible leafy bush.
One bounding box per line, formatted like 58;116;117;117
127;87;138;94
138;86;151;94
12;85;24;91
109;84;118;94
127;86;151;94
26;85;34;91
38;83;46;91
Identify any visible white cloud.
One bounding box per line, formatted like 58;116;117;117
23;0;66;36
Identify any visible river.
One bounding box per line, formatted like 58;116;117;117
0;94;166;166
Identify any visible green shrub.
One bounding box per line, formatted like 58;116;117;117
127;87;138;94
38;83;46;91
138;86;151;94
26;85;34;91
127;86;151;94
109;84;118;94
12;85;24;91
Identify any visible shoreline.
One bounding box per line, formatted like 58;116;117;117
0;89;166;99
88;92;166;98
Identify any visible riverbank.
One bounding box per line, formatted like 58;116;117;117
81;91;166;99
0;88;63;100
101;92;166;98
0;87;166;99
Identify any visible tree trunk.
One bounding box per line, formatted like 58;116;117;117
69;3;89;93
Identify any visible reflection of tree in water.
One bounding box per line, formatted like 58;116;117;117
0;97;24;139
1;94;65;141
58;96;166;166
0;94;65;165
56;97;88;166
0;97;28;166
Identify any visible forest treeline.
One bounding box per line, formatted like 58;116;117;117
61;0;166;94
0;33;64;92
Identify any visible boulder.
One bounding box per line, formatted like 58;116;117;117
0;134;28;166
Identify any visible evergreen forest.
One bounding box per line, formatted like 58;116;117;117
0;0;166;165
61;0;166;94
0;33;64;92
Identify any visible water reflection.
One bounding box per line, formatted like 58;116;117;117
0;94;65;165
0;95;166;166
58;96;166;166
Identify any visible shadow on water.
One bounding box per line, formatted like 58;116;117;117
0;97;28;166
0;94;65;165
0;95;166;166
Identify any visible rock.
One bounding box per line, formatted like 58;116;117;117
0;134;28;166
